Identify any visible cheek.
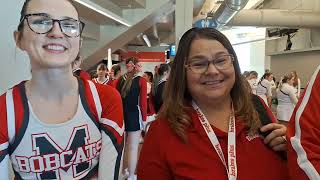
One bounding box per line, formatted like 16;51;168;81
186;71;200;92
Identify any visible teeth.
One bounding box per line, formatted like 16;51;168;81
204;81;221;85
46;45;65;51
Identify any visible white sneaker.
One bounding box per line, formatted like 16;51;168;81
127;175;137;180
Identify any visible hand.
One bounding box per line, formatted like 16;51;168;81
260;123;287;152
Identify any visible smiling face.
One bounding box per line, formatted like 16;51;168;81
15;0;81;70
267;74;274;82
186;38;235;103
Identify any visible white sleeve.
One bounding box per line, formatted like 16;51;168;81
288;86;299;105
266;81;272;97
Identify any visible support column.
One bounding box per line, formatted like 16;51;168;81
175;0;193;47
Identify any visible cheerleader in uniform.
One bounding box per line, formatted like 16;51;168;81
276;74;298;125
93;63;109;85
256;72;273;106
115;57;147;180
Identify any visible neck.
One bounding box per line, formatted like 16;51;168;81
27;67;78;99
195;96;232;132
98;76;107;81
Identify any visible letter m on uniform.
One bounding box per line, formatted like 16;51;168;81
31;125;91;179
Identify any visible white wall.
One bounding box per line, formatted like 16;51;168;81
270;50;320;87
0;0;31;94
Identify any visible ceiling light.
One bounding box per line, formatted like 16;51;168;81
142;34;151;47
73;0;132;27
160;43;170;47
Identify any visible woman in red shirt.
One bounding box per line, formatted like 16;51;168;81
137;28;288;180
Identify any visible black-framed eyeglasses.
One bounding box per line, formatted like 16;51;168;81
185;54;235;74
18;13;85;38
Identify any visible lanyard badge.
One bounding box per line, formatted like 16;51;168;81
192;101;237;180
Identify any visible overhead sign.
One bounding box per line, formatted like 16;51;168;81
194;18;217;28
170;45;176;56
122;51;166;62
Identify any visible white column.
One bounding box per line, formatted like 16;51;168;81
107;48;112;71
175;0;193;47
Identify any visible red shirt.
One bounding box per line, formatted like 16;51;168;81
138;109;289;180
287;65;320;180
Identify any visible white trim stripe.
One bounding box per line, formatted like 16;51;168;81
5;89;15;144
101;118;124;136
88;81;102;119
290;65;320;180
0;142;9;151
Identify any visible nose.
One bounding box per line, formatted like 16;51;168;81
47;21;64;38
205;62;219;75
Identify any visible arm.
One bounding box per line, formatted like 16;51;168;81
259;95;277;123
137;121;172;180
288;86;298;105
0;95;10;180
297;78;301;97
81;70;91;80
287;66;320;180
139;77;148;123
154;83;165;113
97;87;124;180
267;82;273;107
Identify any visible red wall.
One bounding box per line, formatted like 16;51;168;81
122;51;166;62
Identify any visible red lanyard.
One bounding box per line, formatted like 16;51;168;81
192;101;237;180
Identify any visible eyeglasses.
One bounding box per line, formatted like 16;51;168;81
18;13;85;38
185;54;234;74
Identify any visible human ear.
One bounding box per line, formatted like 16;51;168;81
13;31;24;50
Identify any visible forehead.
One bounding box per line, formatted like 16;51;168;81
27;0;78;19
189;38;228;57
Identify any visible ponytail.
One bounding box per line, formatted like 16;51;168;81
119;57;140;98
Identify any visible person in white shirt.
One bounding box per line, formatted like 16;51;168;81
256;72;273;106
276;74;298;125
247;71;258;94
291;70;301;98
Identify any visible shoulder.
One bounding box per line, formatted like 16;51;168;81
82;79;122;104
0;82;24;103
149;118;172;132
96;83;121;102
147;118;177;141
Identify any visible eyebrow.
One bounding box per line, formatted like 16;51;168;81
189;51;229;60
27;13;78;20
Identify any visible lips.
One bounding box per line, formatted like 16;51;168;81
201;80;224;89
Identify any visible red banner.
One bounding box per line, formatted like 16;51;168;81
122;51;166;62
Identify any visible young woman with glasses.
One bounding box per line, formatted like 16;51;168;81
137;28;288;180
0;0;124;179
